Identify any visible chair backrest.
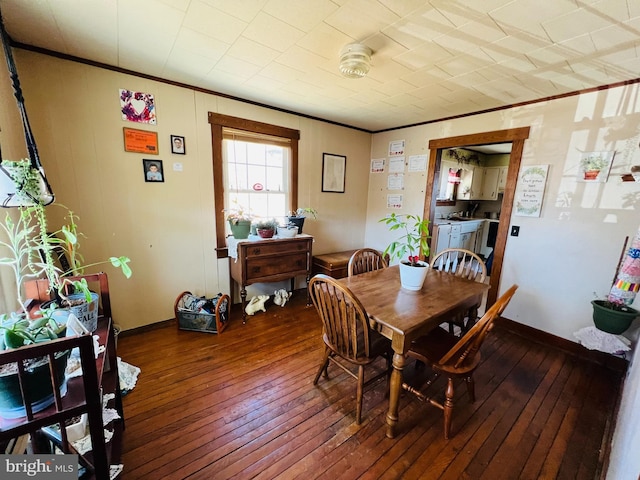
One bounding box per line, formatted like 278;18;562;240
439;284;518;369
431;248;487;283
348;248;389;277
308;274;376;362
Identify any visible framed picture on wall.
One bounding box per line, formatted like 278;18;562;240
143;159;164;183
171;135;185;155
322;153;346;193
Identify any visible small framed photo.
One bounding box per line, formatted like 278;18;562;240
143;159;164;183
171;135;186;155
322;153;346;193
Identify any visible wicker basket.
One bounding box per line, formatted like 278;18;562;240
174;291;230;334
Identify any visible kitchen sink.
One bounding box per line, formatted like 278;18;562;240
448;216;473;221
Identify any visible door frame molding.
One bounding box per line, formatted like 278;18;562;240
425;127;530;306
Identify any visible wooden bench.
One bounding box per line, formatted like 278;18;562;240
312;250;358;279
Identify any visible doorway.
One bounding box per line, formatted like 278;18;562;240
424;127;530;307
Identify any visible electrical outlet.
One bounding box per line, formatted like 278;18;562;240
511;225;520;236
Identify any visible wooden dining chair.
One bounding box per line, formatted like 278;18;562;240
402;284;518;439
430;248;487;335
347;248;389;277
308;274;392;424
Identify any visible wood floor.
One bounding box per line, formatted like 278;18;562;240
117;292;624;480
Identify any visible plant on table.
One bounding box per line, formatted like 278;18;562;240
255;218;279;238
379;213;430;266
286;207;317;234
224;202;253;225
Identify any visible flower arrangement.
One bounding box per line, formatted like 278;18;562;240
379;213;430;266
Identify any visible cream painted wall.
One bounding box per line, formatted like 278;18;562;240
6;49;371;330
367;86;640;343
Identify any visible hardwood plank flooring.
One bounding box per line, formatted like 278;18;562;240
117;292;623;479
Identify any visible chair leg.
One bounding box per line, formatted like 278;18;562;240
356;365;365;424
443;377;455;440
465;375;475;403
313;348;331;385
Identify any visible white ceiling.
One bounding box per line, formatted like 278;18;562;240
2;0;640;132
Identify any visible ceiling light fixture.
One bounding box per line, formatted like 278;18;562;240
339;43;372;79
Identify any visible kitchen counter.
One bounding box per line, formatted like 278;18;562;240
434;217;487;225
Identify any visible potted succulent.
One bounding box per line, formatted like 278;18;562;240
287;207;317;234
255;219;278;239
379;213;430;291
0;311;70;418
224;203;253;239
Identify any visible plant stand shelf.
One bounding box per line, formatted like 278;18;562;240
0;317;123;480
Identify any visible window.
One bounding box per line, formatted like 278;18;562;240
209;113;300;258
223;129;290;221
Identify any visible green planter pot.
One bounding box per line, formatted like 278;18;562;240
229;220;251;239
0;350;70;419
591;300;639;334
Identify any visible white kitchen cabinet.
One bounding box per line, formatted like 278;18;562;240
497;165;508;192
478;166;500;200
456;165;482;200
433;220;484;257
448;224;462;249
437;160;459;201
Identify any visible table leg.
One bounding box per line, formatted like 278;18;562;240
386;351;405;438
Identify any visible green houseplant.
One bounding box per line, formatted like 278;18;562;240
379;213;430;291
225;203;253;239
255;219;278;239
0;159;131;322
287;207;317;234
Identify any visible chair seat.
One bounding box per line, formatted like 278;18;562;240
410;326;483;375
410;327;458;363
322;329;390;365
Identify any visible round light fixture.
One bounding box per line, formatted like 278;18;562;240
339;43;372;79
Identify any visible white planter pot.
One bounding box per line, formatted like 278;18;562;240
399;261;429;291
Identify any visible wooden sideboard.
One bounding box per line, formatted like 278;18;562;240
229;236;313;322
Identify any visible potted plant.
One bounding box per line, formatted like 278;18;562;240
255;219;278;239
287;207;317;234
0;159;131;327
591;233;640;334
0;312;70;418
224;203;253;239
379;213;430;291
580;154;609;180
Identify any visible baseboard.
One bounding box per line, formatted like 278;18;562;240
117;318;175;338
495;317;629;373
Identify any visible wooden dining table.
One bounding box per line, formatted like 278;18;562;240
338;265;489;438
